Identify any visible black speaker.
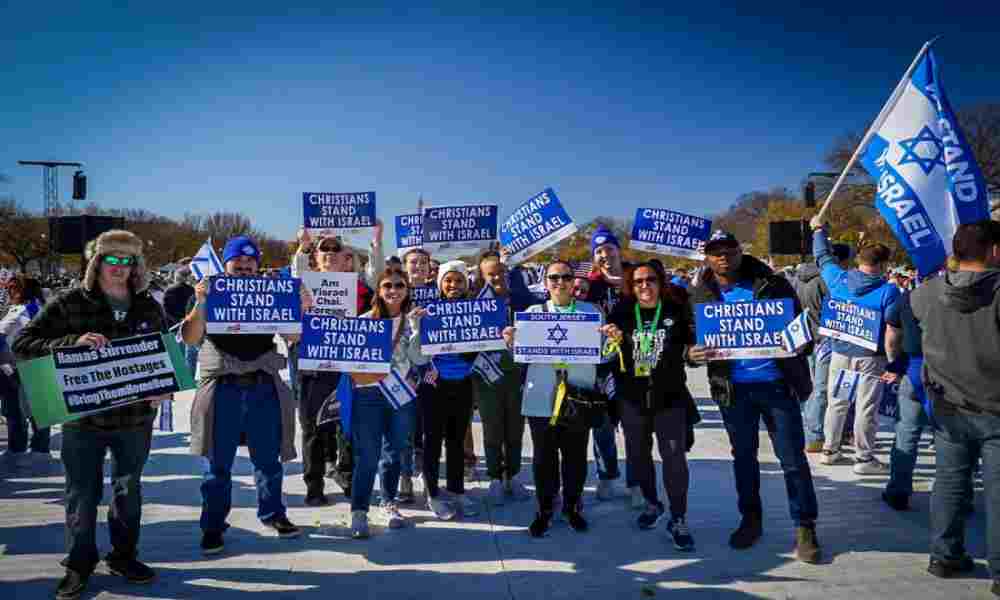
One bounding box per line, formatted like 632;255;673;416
72;171;87;200
49;216;126;254
769;220;812;255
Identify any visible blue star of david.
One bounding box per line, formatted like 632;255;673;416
546;323;569;345
898;125;946;175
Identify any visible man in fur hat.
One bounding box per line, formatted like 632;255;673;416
14;229;168;600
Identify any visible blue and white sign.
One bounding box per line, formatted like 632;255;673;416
630;208;712;260
818;297;882;352
879;379;900;420
859;47;990;276
205;276;302;335
410;284;439;308
499;188;578;265
303;192;377;236
695;299;795;359
422;204;498;255
420;297;508;355
513;312;602;365
395;213;423;257
299;316;392;373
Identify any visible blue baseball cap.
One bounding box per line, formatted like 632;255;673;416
222;236;261;265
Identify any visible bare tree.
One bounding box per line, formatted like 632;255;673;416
0;199;49;272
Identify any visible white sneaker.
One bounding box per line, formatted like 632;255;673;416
820;450;849;465
452;493;480;517
596;480;615;501
351;510;370;539
630;486;645;510
487;479;505;506
853;458;889;475
505;478;532;501
427;495;457;521
380;501;406;529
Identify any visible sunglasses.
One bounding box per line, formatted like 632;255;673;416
103;255;136;267
633;276;659;287
380;282;407;290
317;241;344;253
546;273;574;282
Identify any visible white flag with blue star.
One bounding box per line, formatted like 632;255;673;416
190;238;224;281
860;46;990;276
781;309;812;354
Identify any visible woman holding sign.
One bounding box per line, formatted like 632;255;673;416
503;260;602;538
348;268;429;538
601;262;697;551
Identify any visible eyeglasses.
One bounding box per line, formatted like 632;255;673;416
546;274;574;282
102;255;136;267
380;282;407;290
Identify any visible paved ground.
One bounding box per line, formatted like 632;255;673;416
1;368;995;599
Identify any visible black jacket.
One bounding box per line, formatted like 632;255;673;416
163;282;195;327
687;255;813;406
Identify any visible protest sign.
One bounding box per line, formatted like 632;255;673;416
422;204;498;255
420;297;508;354
499;188;578;264
303;191;377;236
205;276;302;335
630;208;711;260
299;315;393;373
300;272;358;317
18;333;195;428
410;284;439;308
695;299;795;359
395;213;423;257
879;379;900;420
818;297;882;352
513;311;602;364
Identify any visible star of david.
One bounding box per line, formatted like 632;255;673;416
546;323;569;345
897;125;946;175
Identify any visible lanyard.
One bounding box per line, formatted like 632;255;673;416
634;300;662;357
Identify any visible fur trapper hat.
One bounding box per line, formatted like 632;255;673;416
82;229;148;294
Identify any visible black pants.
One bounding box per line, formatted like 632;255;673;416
528;417;589;513
421;378;474;497
299;373;350;495
621;398;689;518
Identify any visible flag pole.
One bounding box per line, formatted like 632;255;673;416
813;37;941;223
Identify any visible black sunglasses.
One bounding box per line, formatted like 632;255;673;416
380;282;407;290
546;273;574;282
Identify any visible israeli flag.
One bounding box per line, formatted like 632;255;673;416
378;368;417;410
860;45;990;276
831;368;862;404
781;309;812;354
190;238;224;281
471;282;505;384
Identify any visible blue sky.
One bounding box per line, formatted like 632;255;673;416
3;2;999;250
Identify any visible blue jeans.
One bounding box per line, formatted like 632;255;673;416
591;413;620;482
200;381;285;533
2;372;50;453
719;381;819;526
184;343;200;379
803;340;831;444
886;370;928;498
61;425;153;575
931;404;1000;577
351;386;416;512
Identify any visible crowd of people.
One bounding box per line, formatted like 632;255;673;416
2;214;1000;599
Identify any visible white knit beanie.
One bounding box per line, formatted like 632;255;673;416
436;260;468;292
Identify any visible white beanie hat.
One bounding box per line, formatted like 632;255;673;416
436;260;468;292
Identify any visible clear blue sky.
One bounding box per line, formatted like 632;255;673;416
3;2;999;250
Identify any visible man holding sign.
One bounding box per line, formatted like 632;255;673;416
688;230;819;564
14;230;168;599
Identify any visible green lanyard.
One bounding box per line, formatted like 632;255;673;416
552;300;577;314
634;300;662;357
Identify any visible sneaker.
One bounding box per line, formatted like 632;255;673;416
399;475;415;504
263;516;301;539
630;486;645;510
201;531;224;555
596;480;615;501
487;479;505;505
55;569;89;600
529;511;552;538
881;491;910;511
351;510;370;539
505;478;532;501
452;493;480;517
804;440;824;453
729;513;762;549
928;555;975;578
667;517;695;551
105;555;156;584
795;525;821;564
304;493;330;507
381;501;406;529
853;458;889;475
563;507;589;532
637;503;665;530
820;450;849;465
427;495;457;521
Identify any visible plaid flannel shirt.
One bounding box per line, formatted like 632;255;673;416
13;286;168;431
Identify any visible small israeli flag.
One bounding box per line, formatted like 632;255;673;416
472;352;504;384
190;238;224;281
781;309;812;354
378;368;417;410
831;368;862;404
599;373;617;400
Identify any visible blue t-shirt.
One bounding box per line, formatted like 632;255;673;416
720;281;784;384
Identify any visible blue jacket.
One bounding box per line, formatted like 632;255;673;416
813;230;900;357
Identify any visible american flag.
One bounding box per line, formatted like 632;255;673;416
573;262;593;278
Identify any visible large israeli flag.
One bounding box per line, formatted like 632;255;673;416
189;238;224;281
860;46;990;276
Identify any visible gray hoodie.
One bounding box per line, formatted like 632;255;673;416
911;269;1000;415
